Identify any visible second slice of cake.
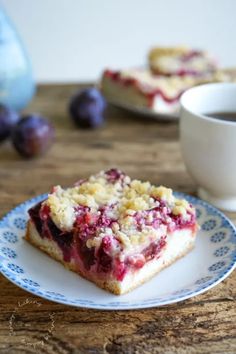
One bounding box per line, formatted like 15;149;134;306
101;68;201;114
26;169;198;295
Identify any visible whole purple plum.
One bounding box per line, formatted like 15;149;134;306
69;88;106;129
11;115;54;158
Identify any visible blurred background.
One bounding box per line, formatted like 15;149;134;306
2;0;236;83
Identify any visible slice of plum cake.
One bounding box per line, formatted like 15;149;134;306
25;169;198;295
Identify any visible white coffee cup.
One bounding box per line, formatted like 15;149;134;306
180;82;236;211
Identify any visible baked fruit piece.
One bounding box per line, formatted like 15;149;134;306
25;169;199;295
148;46;217;76
101;68;203;114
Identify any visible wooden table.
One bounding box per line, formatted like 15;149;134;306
0;84;235;354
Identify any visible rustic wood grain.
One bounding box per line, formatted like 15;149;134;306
0;84;235;354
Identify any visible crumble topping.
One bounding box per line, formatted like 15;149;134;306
172;199;192;216
45;186;77;230
43;169;195;251
151;53;215;74
148;46;217;75
149;46;189;60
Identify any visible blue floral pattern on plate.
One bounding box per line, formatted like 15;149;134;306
214;246;230;257
211;231;226;243
2;231;18;243
13;217;27;230
0;192;235;310
1;246;17;259
7;263;24;274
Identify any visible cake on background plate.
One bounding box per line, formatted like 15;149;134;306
101;46;236;115
101;68;217;114
26;169;198;295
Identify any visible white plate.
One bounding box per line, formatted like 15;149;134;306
0;193;235;310
109;100;179;121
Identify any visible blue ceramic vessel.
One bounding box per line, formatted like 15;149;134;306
0;6;35;111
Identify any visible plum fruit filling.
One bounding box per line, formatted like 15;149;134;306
28;195;196;282
103;70;182;104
